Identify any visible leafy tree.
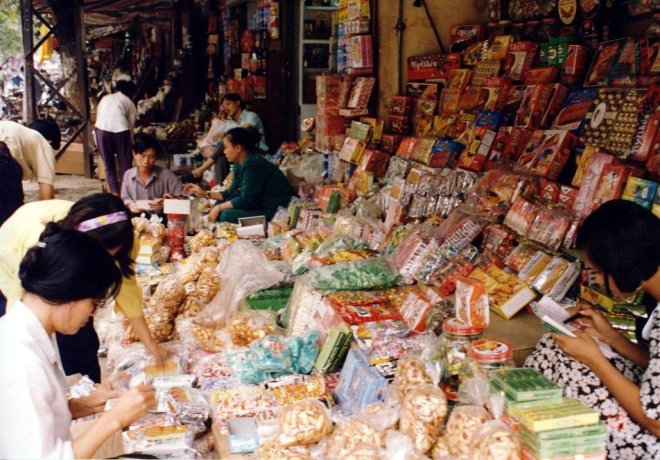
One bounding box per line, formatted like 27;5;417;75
0;0;22;62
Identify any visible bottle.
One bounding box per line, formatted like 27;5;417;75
439;318;484;401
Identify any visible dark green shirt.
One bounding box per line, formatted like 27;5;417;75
228;153;293;218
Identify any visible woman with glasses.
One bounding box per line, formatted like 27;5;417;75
0;193;169;383
0;225;155;458
525;200;660;459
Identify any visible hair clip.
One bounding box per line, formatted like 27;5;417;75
35;242;46;248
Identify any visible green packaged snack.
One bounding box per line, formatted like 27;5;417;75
509;398;600;432
310;257;401;292
491;368;563;402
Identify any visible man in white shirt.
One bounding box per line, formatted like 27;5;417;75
95;79;138;195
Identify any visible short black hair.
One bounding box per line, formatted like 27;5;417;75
19;223;121;305
29;116;61;150
221;93;245;108
133;132;163;157
576;199;660;293
224;127;259;152
60;193;134;278
114;79;135;98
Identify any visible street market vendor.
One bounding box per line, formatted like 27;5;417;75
525;200;660;459
0;193;170;381
185;127;292;223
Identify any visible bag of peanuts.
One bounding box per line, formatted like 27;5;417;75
277;400;333;447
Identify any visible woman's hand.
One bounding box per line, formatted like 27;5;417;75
148;342;174;367
574;305;619;345
552;330;606;367
208;204;222;222
185;183;206;198
108;384;156;429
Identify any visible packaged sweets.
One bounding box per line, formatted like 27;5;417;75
504;196;539;236
490;368;562;403
455;277;490;329
505;243;541;273
229;311;277;347
257;441;311;459
310;257;401;292
323;417;384;458
466;339;514;376
526;207;573;251
399;384;448;454
531;257;580;301
469;419;522;460
277;400;333;447
518;251;552;283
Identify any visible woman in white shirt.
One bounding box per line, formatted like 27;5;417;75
0;224;155;459
95;79;138;195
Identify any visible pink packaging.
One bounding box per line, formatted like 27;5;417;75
572;153;619;217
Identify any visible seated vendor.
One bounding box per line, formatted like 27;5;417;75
185;93;268;186
121;133;184;214
185;127;292;223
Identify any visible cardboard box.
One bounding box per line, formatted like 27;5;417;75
56;142;86;175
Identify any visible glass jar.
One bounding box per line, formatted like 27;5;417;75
439;318;484;401
166;214;187;262
465;338;515;377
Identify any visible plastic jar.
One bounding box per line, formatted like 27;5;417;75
466;338;515;376
439;318;484;401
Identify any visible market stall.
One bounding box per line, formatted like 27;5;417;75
7;0;660;459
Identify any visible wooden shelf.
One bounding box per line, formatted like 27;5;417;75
303;67;331;72
303;39;331;44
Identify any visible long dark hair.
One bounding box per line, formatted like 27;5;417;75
59;193;135;278
19;223;121;304
576;199;660;293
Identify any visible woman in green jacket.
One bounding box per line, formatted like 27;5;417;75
186;127;292;223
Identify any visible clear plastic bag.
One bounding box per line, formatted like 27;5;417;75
468;420;521;460
310;257;401;292
229;310;278;347
277;400;333;447
258;440;311;459
391;356;434;400
383;429;427;460
162;387;212;424
175;317;228;353
321;417;384;459
196;240;285;328
398;384;448;454
188;228;215;253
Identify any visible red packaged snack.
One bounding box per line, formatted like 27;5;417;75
357;149;391;177
520;129;577;181
407;53;461;81
523;67;560;85
472;60;502;86
458;87;489;113
572;151;620;217
455;277;489;329
412;138;436;165
381;134;403;154
564;44;591;76
439;88;462;113
450;24;486;51
540;84;570;128
503;41;539;82
390;95;412;115
504;195;539;236
487;127;533;167
454;113;477;146
389;114;410;135
539;179;561;203
457;127;497;172
559;185;578;207
591;164;639;210
448;68;473;89
396;137;418;159
515;84;554;128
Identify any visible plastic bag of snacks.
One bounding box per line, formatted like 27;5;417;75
162;387;211;424
277;400;333;447
455;277;490;329
127;274;185;342
358;401;400;432
176;317;228;353
188;228;215;253
384;429;427;460
399;384;448;454
310;257;401;292
177;296;203;319
392;356;435;400
319;417;384;458
229;310;278;347
257;440;311;459
196;240;285;328
468;419;521;460
441;406;491;458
